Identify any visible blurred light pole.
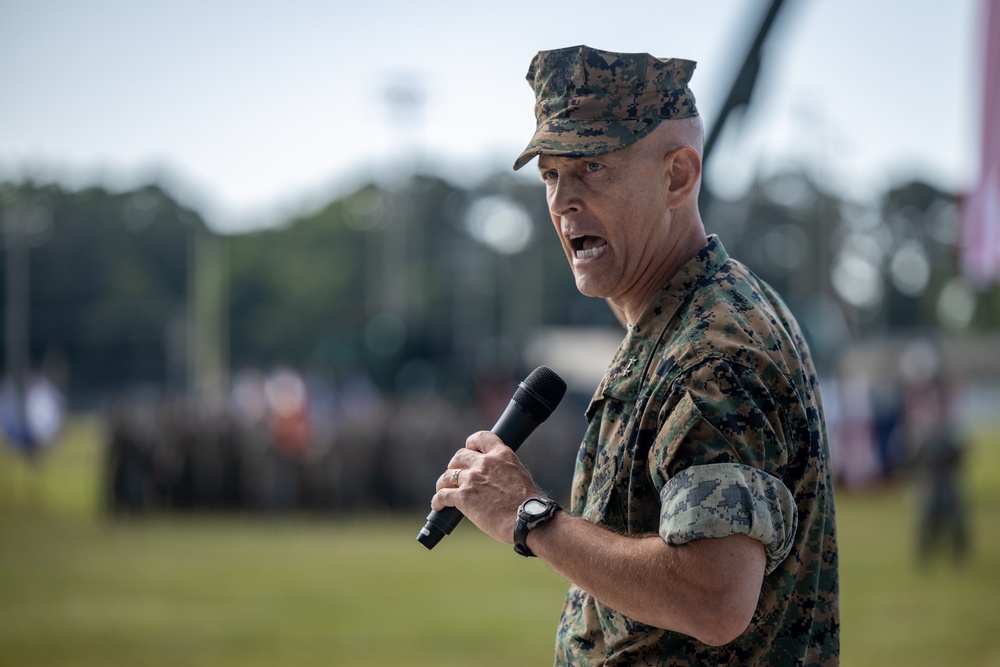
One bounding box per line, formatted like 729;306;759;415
365;74;427;384
3;194;51;455
188;224;229;405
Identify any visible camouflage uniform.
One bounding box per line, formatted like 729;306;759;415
554;236;839;666
510;45;839;665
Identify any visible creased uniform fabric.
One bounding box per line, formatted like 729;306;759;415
554;235;839;666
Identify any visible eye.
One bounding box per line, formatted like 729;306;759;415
585;162;603;173
540;169;558;183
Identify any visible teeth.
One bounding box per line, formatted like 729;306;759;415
576;245;606;259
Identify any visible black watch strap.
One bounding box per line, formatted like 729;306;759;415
513;497;560;557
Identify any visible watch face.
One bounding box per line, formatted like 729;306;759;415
524;498;549;516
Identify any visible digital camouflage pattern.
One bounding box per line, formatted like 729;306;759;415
555;236;839;666
513;45;699;171
659;462;797;576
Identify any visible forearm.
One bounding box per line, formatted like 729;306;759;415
430;433;766;645
527;510;765;646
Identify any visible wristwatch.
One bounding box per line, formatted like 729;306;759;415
513;497;560;557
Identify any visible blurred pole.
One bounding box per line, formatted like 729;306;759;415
703;0;790;163
385;76;427;324
369;75;427;367
503;215;543;369
381;192;410;317
188;224;229;404
4;202;30;443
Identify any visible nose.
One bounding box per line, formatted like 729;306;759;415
547;174;582;218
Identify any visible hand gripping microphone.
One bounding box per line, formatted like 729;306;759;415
417;366;567;550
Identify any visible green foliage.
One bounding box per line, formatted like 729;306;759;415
223;173;594;393
2;172;997;404
972;285;1000;330
1;183;200;398
227;199;367;369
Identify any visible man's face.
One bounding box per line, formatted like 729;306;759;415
538;139;674;307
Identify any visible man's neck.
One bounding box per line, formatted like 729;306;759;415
615;223;708;327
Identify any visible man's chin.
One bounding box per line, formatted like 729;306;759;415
573;276;612;300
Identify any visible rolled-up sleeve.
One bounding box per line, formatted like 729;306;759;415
659;462;798;575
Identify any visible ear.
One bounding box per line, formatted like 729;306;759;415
663;146;702;206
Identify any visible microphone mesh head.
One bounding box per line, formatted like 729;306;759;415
513;366;567;422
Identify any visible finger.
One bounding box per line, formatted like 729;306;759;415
448;447;483;470
435;468;460;491
466;430;506;453
431;487;457;512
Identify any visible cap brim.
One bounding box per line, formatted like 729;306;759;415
512;118;661;171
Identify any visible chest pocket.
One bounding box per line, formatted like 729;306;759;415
583;392;667;535
579;399;627;531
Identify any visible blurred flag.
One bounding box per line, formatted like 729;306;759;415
961;0;1000;287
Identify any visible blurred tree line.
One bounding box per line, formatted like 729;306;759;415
0;173;609;408
4;170;998;513
1;170;997;409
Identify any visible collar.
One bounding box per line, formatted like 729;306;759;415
586;235;730;417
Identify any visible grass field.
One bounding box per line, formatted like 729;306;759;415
1;416;999;666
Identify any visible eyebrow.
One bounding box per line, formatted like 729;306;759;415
537;162;555;177
537;156;576;171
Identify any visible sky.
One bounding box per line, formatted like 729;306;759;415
0;0;986;233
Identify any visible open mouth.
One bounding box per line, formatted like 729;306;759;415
571;235;608;260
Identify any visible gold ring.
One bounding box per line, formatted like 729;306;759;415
451;469;461;486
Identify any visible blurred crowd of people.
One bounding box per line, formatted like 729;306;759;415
824;340;970;564
104;367;584;516
102;343;972;564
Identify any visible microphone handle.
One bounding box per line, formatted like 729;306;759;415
417;400;539;547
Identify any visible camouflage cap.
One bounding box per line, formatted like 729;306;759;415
513;45;698;171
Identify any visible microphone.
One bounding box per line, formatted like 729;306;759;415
416;365;567;550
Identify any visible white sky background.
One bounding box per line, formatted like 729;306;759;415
0;0;984;233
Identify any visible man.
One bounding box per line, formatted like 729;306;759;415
432;45;839;665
